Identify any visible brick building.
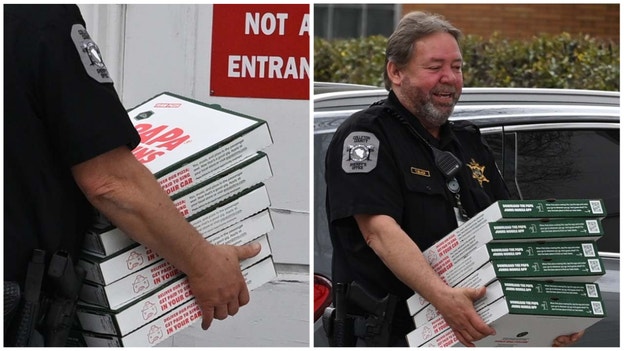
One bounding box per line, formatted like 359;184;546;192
402;4;619;43
315;4;619;43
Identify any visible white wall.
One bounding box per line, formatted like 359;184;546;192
78;4;310;347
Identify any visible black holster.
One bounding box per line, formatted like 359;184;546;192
323;282;357;346
42;251;86;346
4;250;85;347
322;281;398;347
5;249;46;347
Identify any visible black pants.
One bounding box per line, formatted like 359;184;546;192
356;334;407;347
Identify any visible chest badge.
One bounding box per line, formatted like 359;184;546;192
467;158;489;187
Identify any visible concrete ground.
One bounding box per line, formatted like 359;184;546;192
156;269;310;347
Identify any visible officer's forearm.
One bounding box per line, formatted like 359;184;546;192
354;214;453;302
355;214;496;345
71;146;208;277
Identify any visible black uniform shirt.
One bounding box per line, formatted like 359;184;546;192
4;5;141;284
325;90;509;332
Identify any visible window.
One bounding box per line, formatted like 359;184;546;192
314;4;398;39
487;128;620;253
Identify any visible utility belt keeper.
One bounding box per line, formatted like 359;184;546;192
4;249;86;347
322;281;398;347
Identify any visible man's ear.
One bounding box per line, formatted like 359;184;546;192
386;61;402;87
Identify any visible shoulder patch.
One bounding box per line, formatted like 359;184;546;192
70;24;113;83
342;131;380;173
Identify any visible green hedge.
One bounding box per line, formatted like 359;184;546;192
314;33;620;91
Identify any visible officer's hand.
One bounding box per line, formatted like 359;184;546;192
552;330;585;347
185;241;261;330
435;286;496;347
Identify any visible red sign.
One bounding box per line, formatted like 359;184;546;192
210;4;310;100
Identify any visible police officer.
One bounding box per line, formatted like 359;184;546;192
325;11;584;347
5;4;260;346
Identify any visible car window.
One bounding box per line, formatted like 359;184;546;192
482;131;517;198
487;128;620;254
480;130;504;178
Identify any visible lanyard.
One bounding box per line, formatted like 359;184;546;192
446;177;470;222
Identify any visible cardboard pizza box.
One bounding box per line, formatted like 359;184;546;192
77;235;274;336
127;92;273;197
424;217;604;273
407;250;605;316
427;241;601;302
82;183;270;257
80;209;273;285
79;257;277;347
412;275;603;328
408;279;605;347
79;194;272;311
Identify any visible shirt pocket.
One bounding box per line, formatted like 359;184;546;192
403;169;447;198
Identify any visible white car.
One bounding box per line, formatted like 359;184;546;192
313;83;620;347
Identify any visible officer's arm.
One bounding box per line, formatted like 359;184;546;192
71;145;261;329
354;213;496;346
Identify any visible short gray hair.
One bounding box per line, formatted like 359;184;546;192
383;11;462;90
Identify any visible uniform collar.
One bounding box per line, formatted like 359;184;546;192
386;90;457;149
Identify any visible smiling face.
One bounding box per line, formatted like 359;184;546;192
388;31;463;131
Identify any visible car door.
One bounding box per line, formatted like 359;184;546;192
483;124;619;253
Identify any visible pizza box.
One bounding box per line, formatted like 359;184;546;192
471;199;605;220
412;279;507;330
81;153;272;257
407;251;605;316
82;183;270;257
412;276;604;328
486;240;599;259
408;279;605;347
424;217;604;272
427;241;601;300
79;228;273;310
77;235;274;336
79;256;277;347
79;209;273;285
168;152;272;217
127;92;273;197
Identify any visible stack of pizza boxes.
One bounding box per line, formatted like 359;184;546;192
74;92;277;347
405;199;608;347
